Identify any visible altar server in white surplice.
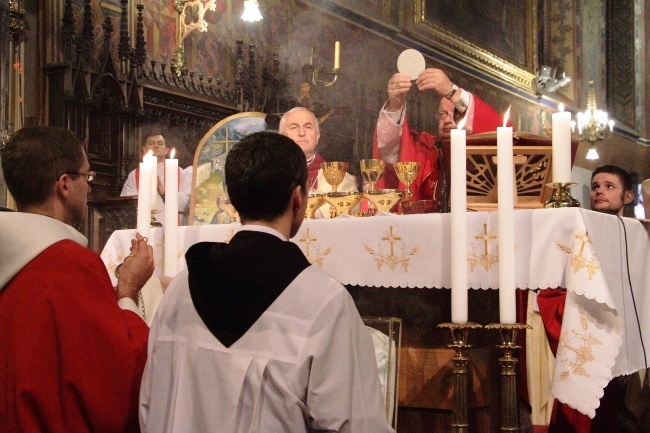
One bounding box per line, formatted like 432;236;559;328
139;131;394;433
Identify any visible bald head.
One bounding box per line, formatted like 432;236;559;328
278;107;320;161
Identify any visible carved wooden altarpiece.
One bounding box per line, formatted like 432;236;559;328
46;0;288;252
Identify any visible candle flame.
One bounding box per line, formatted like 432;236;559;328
170;148;175;159
558;103;565;112
502;106;511;127
146;150;153;157
456;115;467;130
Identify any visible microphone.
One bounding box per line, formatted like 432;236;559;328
434;139;450;213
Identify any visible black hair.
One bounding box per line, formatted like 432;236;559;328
592;165;633;192
225;131;307;222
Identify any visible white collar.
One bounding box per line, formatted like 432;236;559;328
238;224;287;241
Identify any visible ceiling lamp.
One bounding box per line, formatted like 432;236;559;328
585;146;599;160
241;0;263;22
570;81;614;161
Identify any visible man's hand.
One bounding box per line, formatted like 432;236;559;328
415;68;454;98
386;73;412;111
116;233;154;304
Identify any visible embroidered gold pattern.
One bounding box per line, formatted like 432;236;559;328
468;223;499;271
102;251;125;276
154;238;164;268
554;230;600;280
555;308;602;381
298;228;333;268
363;225;420;272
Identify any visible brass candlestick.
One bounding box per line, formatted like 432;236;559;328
544;182;580;208
437;322;483;433
485;323;531;433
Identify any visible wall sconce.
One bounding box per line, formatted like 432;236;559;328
241;0;263;22
171;0;217;73
535;65;571;93
298;42;341;108
570;81;615;161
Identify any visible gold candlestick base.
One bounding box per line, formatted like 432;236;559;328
438;322;483;433
544;182;580;208
485;323;532;433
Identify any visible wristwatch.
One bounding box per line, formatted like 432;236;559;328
445;84;459;100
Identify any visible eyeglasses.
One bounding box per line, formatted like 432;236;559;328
433;111;455;121
65;170;96;182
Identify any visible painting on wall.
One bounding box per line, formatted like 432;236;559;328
189;112;267;225
404;0;537;94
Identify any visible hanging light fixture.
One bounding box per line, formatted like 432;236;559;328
241;0;263;22
585;146;599;160
570;80;615;160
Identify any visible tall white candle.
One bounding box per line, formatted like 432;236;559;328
164;149;179;277
136;158;153;238
450;116;468;323
497;107;516;324
334;41;340;69
552;103;572;183
143;151;158;210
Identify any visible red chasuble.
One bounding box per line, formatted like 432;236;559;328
373;96;505;201
0;240;149;433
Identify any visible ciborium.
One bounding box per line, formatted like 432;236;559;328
305;193;325;219
217;196;240;223
323;191;363;217
363;189;403;214
321;161;349;193
360;159;385;192
394;161;421;201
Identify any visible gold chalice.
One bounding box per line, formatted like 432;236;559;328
323;191;363;217
394;161;421;201
363;189;403;214
321;161;349;193
305;193;325;219
217;196;240;223
360;159;385;192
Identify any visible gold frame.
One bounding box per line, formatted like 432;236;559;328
188;112;267;225
405;0;537;94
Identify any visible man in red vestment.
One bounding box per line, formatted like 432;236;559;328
373;68;505;201
279;107;357;193
0;126;154;433
279;107;358;217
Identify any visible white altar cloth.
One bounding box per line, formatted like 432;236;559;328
101;208;650;417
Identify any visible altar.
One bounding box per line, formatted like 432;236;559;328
101;208;650;431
